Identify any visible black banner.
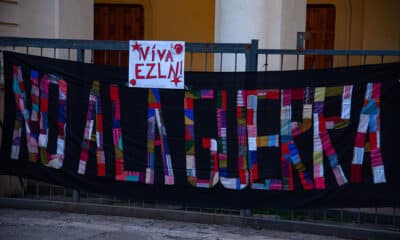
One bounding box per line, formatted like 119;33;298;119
1;51;400;208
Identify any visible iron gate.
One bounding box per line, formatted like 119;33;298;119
0;35;399;238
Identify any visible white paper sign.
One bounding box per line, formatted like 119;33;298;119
128;40;185;89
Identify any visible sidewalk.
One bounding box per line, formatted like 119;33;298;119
0;208;346;240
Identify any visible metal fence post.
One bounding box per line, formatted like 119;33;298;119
77;48;85;63
240;39;259;218
246;39;259;72
297;32;305;50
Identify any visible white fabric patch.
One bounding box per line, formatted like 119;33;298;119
303;104;312;119
47;158;62;169
220;177;237;189
155;109;162;129
357;114;369;133
78;160;86;175
85;120;94;139
280;106;291;120
11;145;20;159
165;154;173;171
57;138;65;155
334;165;348;185
96;132;101;147
210;139;217;152
341;103;351;119
352;147;365;164
186;155;195;169
220;128;227;137
39;134;48;147
212;172;219;185
146;168;152;183
248;137;257;151
341;85;353;119
373;165;386;183
376;131;381;148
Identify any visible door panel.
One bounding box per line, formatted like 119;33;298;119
94;4;144;66
305;4;336;69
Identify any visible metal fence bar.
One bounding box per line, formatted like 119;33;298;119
247;39;258;71
257;48;400;56
1;36;400;232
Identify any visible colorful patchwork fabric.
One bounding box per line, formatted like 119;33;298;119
324;85;353;129
216;90;249;190
247;90;281;190
28;70;40;161
111;87;174;184
313;86;352;189
351;83;386;184
44;74;67;169
110;85;126;181
290;88;313;137
281;89;314;190
147;88;174;185
38;74;50;165
185;90;219;188
11;66;67;169
78;81;106;176
11;66;39;161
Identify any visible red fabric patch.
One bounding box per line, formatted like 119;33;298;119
184;127;192;140
247;110;254;125
40;99;48;112
239;169;247;184
80;151;88;161
213;154;219;171
221;91;227;110
57;123;65;137
97;115;103;132
355;133;366;148
318;116;327;132
372;83;381;99
351;164;362;183
281;143;289;154
149;103;161;109
110;86;119;100
236;107;243;119
289;164;294;191
266;89;279;99
184;98;193;109
202;138;210;149
291;88;304;100
251;164;259;181
115;160;123;175
369;132;377;150
247;90;257;97
98;164;105;176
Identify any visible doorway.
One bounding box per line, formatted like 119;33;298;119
94;4;144;66
305;4;336;69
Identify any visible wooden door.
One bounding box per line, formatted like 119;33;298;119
305;4;335;69
94;4;144;66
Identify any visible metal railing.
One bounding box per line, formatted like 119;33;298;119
0;35;399;237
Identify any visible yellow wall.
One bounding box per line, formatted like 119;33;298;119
150;0;215;71
363;0;399;50
362;0;400;63
94;0;214;42
307;0;400;65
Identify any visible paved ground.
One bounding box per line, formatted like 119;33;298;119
0;208;347;240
